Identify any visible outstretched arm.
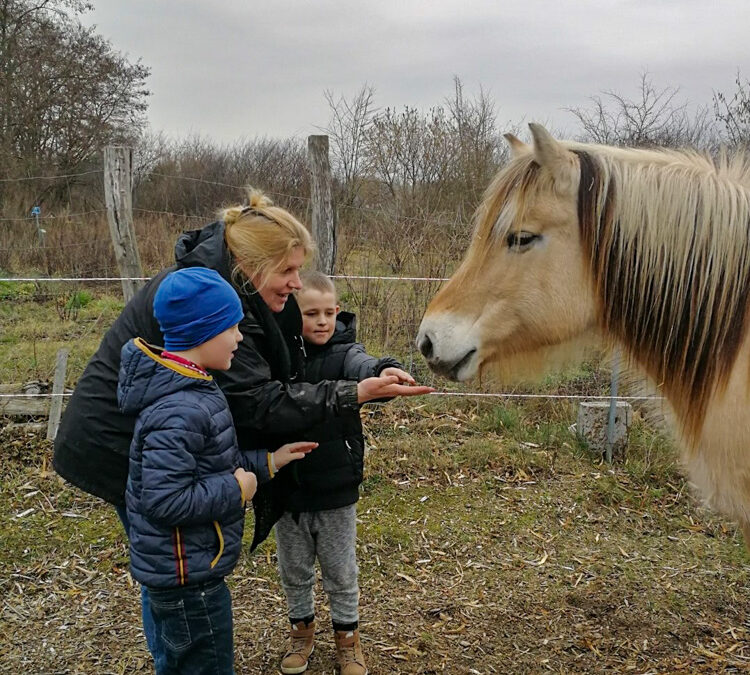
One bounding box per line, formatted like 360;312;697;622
215;330;359;436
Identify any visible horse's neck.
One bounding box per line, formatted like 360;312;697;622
594;152;750;443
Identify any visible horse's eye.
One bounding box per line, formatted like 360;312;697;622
506;231;540;252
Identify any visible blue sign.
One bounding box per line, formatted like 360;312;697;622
31;206;41;216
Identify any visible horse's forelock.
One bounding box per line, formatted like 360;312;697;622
478;157;541;242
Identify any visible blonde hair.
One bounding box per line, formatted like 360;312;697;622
299;270;337;300
221;188;313;288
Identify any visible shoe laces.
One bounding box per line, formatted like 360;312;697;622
288;635;310;655
338;633;362;666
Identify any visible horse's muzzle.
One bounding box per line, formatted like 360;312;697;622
418;332;476;380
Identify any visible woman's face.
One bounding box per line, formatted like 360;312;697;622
251;246;305;312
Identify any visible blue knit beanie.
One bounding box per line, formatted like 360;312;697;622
153;267;244;351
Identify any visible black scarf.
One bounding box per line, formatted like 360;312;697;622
242;279;303;384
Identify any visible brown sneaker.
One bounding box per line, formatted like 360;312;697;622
334;629;367;675
280;620;315;674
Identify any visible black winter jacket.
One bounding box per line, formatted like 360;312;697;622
53;221;359;548
282;312;400;513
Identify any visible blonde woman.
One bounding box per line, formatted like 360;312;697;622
53;189;431;671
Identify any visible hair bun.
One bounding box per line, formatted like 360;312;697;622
222;206;244;228
221;187;274;227
246;188;273;210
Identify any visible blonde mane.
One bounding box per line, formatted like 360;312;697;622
477;143;750;443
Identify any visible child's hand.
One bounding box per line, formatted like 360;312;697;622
379;367;416;384
273;441;318;470
357;375;435;403
233;467;257;501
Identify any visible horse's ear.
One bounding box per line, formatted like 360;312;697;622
529;123;576;190
503;133;529;158
529;123;567;167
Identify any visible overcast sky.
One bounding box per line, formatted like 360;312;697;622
83;0;750;143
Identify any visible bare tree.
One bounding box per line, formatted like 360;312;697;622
568;73;716;149
352;79;507;274
132;129;171;193
445;76;505;217
714;72;750;149
323;84;377;207
134;135;308;217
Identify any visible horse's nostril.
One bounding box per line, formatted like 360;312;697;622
419;335;433;359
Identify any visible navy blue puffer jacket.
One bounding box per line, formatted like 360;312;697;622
118;338;272;588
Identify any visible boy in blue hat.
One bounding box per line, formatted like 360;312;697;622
118;267;316;675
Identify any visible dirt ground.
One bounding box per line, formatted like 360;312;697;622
2;399;750;675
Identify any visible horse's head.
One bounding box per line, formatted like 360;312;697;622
417;124;597;381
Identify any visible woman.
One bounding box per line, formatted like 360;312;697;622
53;188;431;664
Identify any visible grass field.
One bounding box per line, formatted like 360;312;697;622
2;289;750;674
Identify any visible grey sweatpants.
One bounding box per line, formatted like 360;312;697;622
275;505;359;624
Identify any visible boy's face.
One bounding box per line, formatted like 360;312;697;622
195;324;243;371
298;289;339;346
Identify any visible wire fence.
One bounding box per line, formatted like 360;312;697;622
0;391;664;400
0;173;465;307
0;275;656;407
1;166;645;414
0;275;449;282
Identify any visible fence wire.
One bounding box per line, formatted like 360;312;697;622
0;169;102;183
0;209;107;223
1;167;636;408
0;274;448;283
0;392;664;401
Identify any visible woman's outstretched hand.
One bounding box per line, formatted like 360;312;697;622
357;374;435;403
273;441;318;470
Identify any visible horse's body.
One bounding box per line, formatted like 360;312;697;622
417;124;750;541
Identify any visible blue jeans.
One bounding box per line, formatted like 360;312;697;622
115;504;166;669
147;579;235;675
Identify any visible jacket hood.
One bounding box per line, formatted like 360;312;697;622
117;338;213;415
330;311;356;345
174;221;233;282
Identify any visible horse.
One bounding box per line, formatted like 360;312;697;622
417;123;750;545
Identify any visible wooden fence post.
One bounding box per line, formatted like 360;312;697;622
46;348;69;441
307;135;336;275
104;146;144;302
